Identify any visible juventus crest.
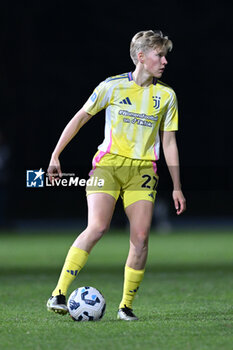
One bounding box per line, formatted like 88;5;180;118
152;96;161;109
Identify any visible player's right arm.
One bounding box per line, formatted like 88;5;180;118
47;108;92;182
48;78;110;182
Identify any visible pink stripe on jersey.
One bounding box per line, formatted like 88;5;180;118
152;161;157;175
153;144;158;161
89;129;112;176
106;129;112;153
89;151;106;176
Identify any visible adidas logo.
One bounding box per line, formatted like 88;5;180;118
148;192;154;199
119;97;132;105
66;269;78;276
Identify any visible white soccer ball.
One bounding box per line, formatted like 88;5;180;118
68;286;106;321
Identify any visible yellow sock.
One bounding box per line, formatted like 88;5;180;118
52;246;89;296
119;265;145;309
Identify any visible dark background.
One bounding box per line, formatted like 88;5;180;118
1;0;232;228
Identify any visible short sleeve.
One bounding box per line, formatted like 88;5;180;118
83;80;111;116
160;91;178;131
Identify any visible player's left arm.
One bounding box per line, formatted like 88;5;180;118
160;130;186;215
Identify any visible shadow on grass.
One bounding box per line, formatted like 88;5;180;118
49;310;233;324
139;309;233;322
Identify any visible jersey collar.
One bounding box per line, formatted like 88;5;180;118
128;72;157;86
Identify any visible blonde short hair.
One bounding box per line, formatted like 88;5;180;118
130;30;173;65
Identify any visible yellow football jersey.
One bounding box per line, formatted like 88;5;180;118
83;72;178;160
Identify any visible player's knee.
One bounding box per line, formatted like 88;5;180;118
88;221;110;241
131;226;149;248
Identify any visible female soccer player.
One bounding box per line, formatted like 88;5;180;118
46;30;186;321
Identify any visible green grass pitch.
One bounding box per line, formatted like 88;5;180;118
0;229;233;350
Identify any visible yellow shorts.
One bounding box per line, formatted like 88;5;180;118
86;151;159;208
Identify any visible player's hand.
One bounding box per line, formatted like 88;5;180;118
47;157;62;183
172;190;186;215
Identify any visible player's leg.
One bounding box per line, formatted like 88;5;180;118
47;193;116;314
118;200;154;321
125;200;154;270
72;193;116;252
